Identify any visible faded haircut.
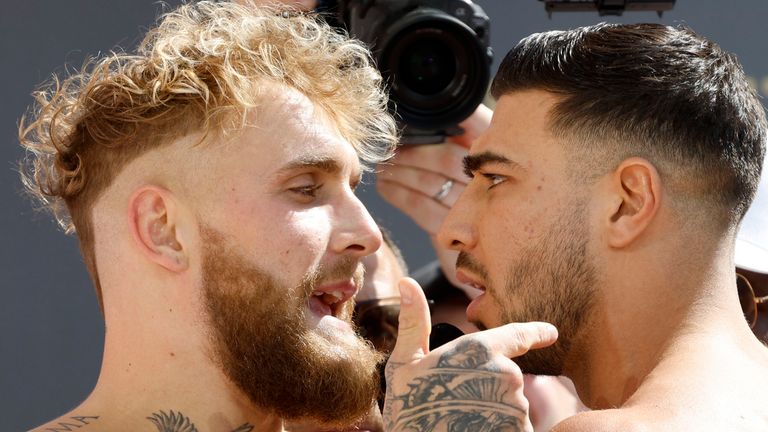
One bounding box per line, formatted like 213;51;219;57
18;1;398;305
491;23;766;227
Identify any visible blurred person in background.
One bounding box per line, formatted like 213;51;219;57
736;155;768;344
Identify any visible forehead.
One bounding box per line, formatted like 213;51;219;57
252;87;356;162
205;86;361;178
473;90;563;161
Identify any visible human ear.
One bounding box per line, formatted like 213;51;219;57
605;158;662;248
128;186;189;272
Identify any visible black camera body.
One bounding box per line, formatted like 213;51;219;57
320;0;492;144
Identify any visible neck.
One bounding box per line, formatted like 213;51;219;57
75;281;283;432
566;238;754;409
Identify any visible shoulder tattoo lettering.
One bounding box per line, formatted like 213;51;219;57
387;339;526;432
42;416;99;432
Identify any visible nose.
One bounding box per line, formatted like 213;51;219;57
331;190;382;258
437;188;477;252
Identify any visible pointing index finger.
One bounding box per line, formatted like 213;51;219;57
472;321;559;359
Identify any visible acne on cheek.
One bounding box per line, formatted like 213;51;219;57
524;225;536;239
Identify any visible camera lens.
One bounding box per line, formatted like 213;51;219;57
400;38;456;95
378;9;490;131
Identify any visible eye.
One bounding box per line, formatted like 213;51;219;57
289;184;322;198
482;173;507;189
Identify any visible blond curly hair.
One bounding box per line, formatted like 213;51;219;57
19;1;398;300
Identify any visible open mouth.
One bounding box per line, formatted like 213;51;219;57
456;269;487;293
309;290;347;317
307;280;357;319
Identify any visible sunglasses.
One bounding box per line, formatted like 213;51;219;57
353;297;402;354
736;272;768;329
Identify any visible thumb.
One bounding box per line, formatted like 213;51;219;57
389;277;432;363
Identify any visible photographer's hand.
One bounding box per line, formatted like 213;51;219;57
382;277;559;432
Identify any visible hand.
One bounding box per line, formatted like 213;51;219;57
383;278;559;432
376;105;492;296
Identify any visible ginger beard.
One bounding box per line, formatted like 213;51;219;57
463;204;597;376
200;227;383;425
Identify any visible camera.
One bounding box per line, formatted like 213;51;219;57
318;0;492;144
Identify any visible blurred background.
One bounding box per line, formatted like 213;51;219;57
2;1;767;429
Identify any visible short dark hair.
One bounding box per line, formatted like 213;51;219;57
491;23;766;226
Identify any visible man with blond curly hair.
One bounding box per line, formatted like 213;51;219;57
19;1;398;430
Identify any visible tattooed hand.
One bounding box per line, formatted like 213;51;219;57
383;278;559;432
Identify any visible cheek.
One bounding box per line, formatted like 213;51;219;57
214;195;333;275
272;209;333;270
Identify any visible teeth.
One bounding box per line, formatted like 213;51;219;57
312;290;345;306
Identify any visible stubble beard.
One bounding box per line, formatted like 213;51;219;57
463;207;597;377
200;226;383;426
499;209;597;376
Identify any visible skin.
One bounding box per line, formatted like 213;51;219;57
287;242;405;432
431;89;768;430
31;86;382;432
379;105;585;431
377;106;492;299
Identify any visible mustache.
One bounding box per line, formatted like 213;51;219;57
455;252;490;282
301;257;364;296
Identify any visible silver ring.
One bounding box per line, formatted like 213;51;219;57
433;179;454;202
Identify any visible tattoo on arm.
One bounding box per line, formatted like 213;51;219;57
388;339;525;432
147;410;253;432
42;416;99;432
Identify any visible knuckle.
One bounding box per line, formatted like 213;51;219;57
404;189;425;209
416;170;434;186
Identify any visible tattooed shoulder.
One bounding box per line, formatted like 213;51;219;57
147;410;254;432
34;415;99;432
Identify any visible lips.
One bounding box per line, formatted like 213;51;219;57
455;269;488;324
455;269;487;293
309;279;357;318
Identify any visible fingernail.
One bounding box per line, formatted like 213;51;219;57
399;280;412;305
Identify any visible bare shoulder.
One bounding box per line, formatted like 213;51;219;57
551;409;652;432
28;414;101;432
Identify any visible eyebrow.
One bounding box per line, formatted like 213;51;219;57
278;155;342;174
462;151;525;177
276;155;362;185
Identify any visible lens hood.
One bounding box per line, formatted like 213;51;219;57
378;8;491;133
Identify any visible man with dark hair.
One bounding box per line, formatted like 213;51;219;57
384;23;768;431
